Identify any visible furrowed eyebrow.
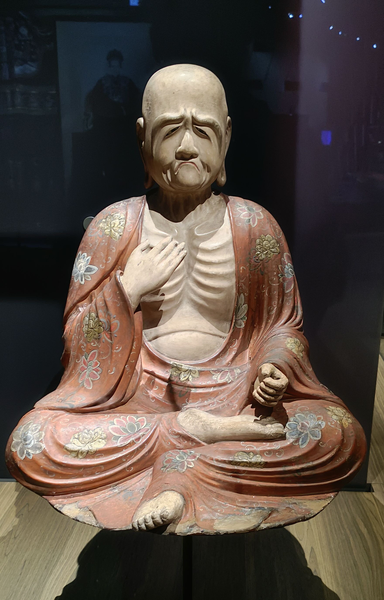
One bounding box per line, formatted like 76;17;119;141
151;113;184;140
192;113;223;145
150;111;223;148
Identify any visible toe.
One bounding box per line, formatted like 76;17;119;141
152;512;164;527
144;514;155;529
138;516;147;531
132;519;139;531
160;508;170;523
258;416;276;423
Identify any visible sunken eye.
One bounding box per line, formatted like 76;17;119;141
164;126;180;138
194;126;209;138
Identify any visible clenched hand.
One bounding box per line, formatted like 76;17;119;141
252;363;288;407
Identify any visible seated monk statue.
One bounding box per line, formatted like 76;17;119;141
6;65;366;535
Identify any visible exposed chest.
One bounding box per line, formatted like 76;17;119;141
141;199;236;319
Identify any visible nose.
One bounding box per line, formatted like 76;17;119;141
175;130;198;160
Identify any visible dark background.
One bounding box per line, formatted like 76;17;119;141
1;0;384;486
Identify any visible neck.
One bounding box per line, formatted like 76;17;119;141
149;187;214;222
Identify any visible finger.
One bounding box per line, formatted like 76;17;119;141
164;248;187;271
262;377;287;392
267;375;288;390
170;250;187;269
158;240;181;262
259;389;284;404
138;239;151;252
260;381;279;396
256;387;277;402
254;394;278;407
151;236;173;255
167;244;186;262
258;389;283;403
259;363;274;379
252;390;278;407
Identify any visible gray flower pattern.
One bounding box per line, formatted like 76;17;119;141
11;421;45;460
72;252;98;285
285;412;325;448
161;450;199;473
234;293;248;328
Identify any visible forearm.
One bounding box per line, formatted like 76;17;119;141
36;271;141;411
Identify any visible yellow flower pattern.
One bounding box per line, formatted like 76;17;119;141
230;451;265;468
170;363;200;382
99;213;126;241
83;312;104;342
286;337;304;359
253;235;280;262
64;428;107;458
326;406;352;428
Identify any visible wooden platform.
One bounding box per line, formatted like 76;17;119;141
1;349;384;599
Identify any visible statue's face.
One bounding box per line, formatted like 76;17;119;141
140;70;231;193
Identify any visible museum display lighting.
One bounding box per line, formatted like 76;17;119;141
276;1;380;50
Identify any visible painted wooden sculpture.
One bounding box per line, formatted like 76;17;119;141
6;65;366;535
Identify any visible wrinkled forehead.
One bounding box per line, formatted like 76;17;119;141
143;70;228;128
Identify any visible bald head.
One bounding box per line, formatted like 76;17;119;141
137;64;232;191
142;64;228;124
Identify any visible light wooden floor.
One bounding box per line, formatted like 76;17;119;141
1;347;384;599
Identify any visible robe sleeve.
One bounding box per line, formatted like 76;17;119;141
35;197;145;412
248;207;340;403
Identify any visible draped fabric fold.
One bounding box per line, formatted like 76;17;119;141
6;195;366;534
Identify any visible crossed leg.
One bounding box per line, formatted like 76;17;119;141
132;408;285;530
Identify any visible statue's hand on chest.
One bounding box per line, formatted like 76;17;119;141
120;236;187;311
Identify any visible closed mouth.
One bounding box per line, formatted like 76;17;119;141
175;161;200;174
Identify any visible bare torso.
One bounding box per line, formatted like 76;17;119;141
141;194;236;361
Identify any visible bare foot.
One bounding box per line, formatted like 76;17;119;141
178;408;285;444
132;491;184;531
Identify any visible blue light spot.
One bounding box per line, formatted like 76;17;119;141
329;26;334;30
268;5;272;8
339;31;342;35
321;0;326;3
299;14;303;18
373;43;377;49
321;130;332;146
129;0;140;5
288;13;294;19
356;37;360;41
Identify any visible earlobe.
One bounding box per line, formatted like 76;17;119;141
226;116;232;151
217;163;227;187
136;117;145;140
216;117;231;186
136;117;154;189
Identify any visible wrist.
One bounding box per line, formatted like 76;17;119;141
119;274;141;311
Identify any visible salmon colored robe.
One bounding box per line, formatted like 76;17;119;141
6;195;366;534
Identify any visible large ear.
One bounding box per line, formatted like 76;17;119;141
217;117;232;187
225;116;232;154
217;164;227;187
136;117;154;189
